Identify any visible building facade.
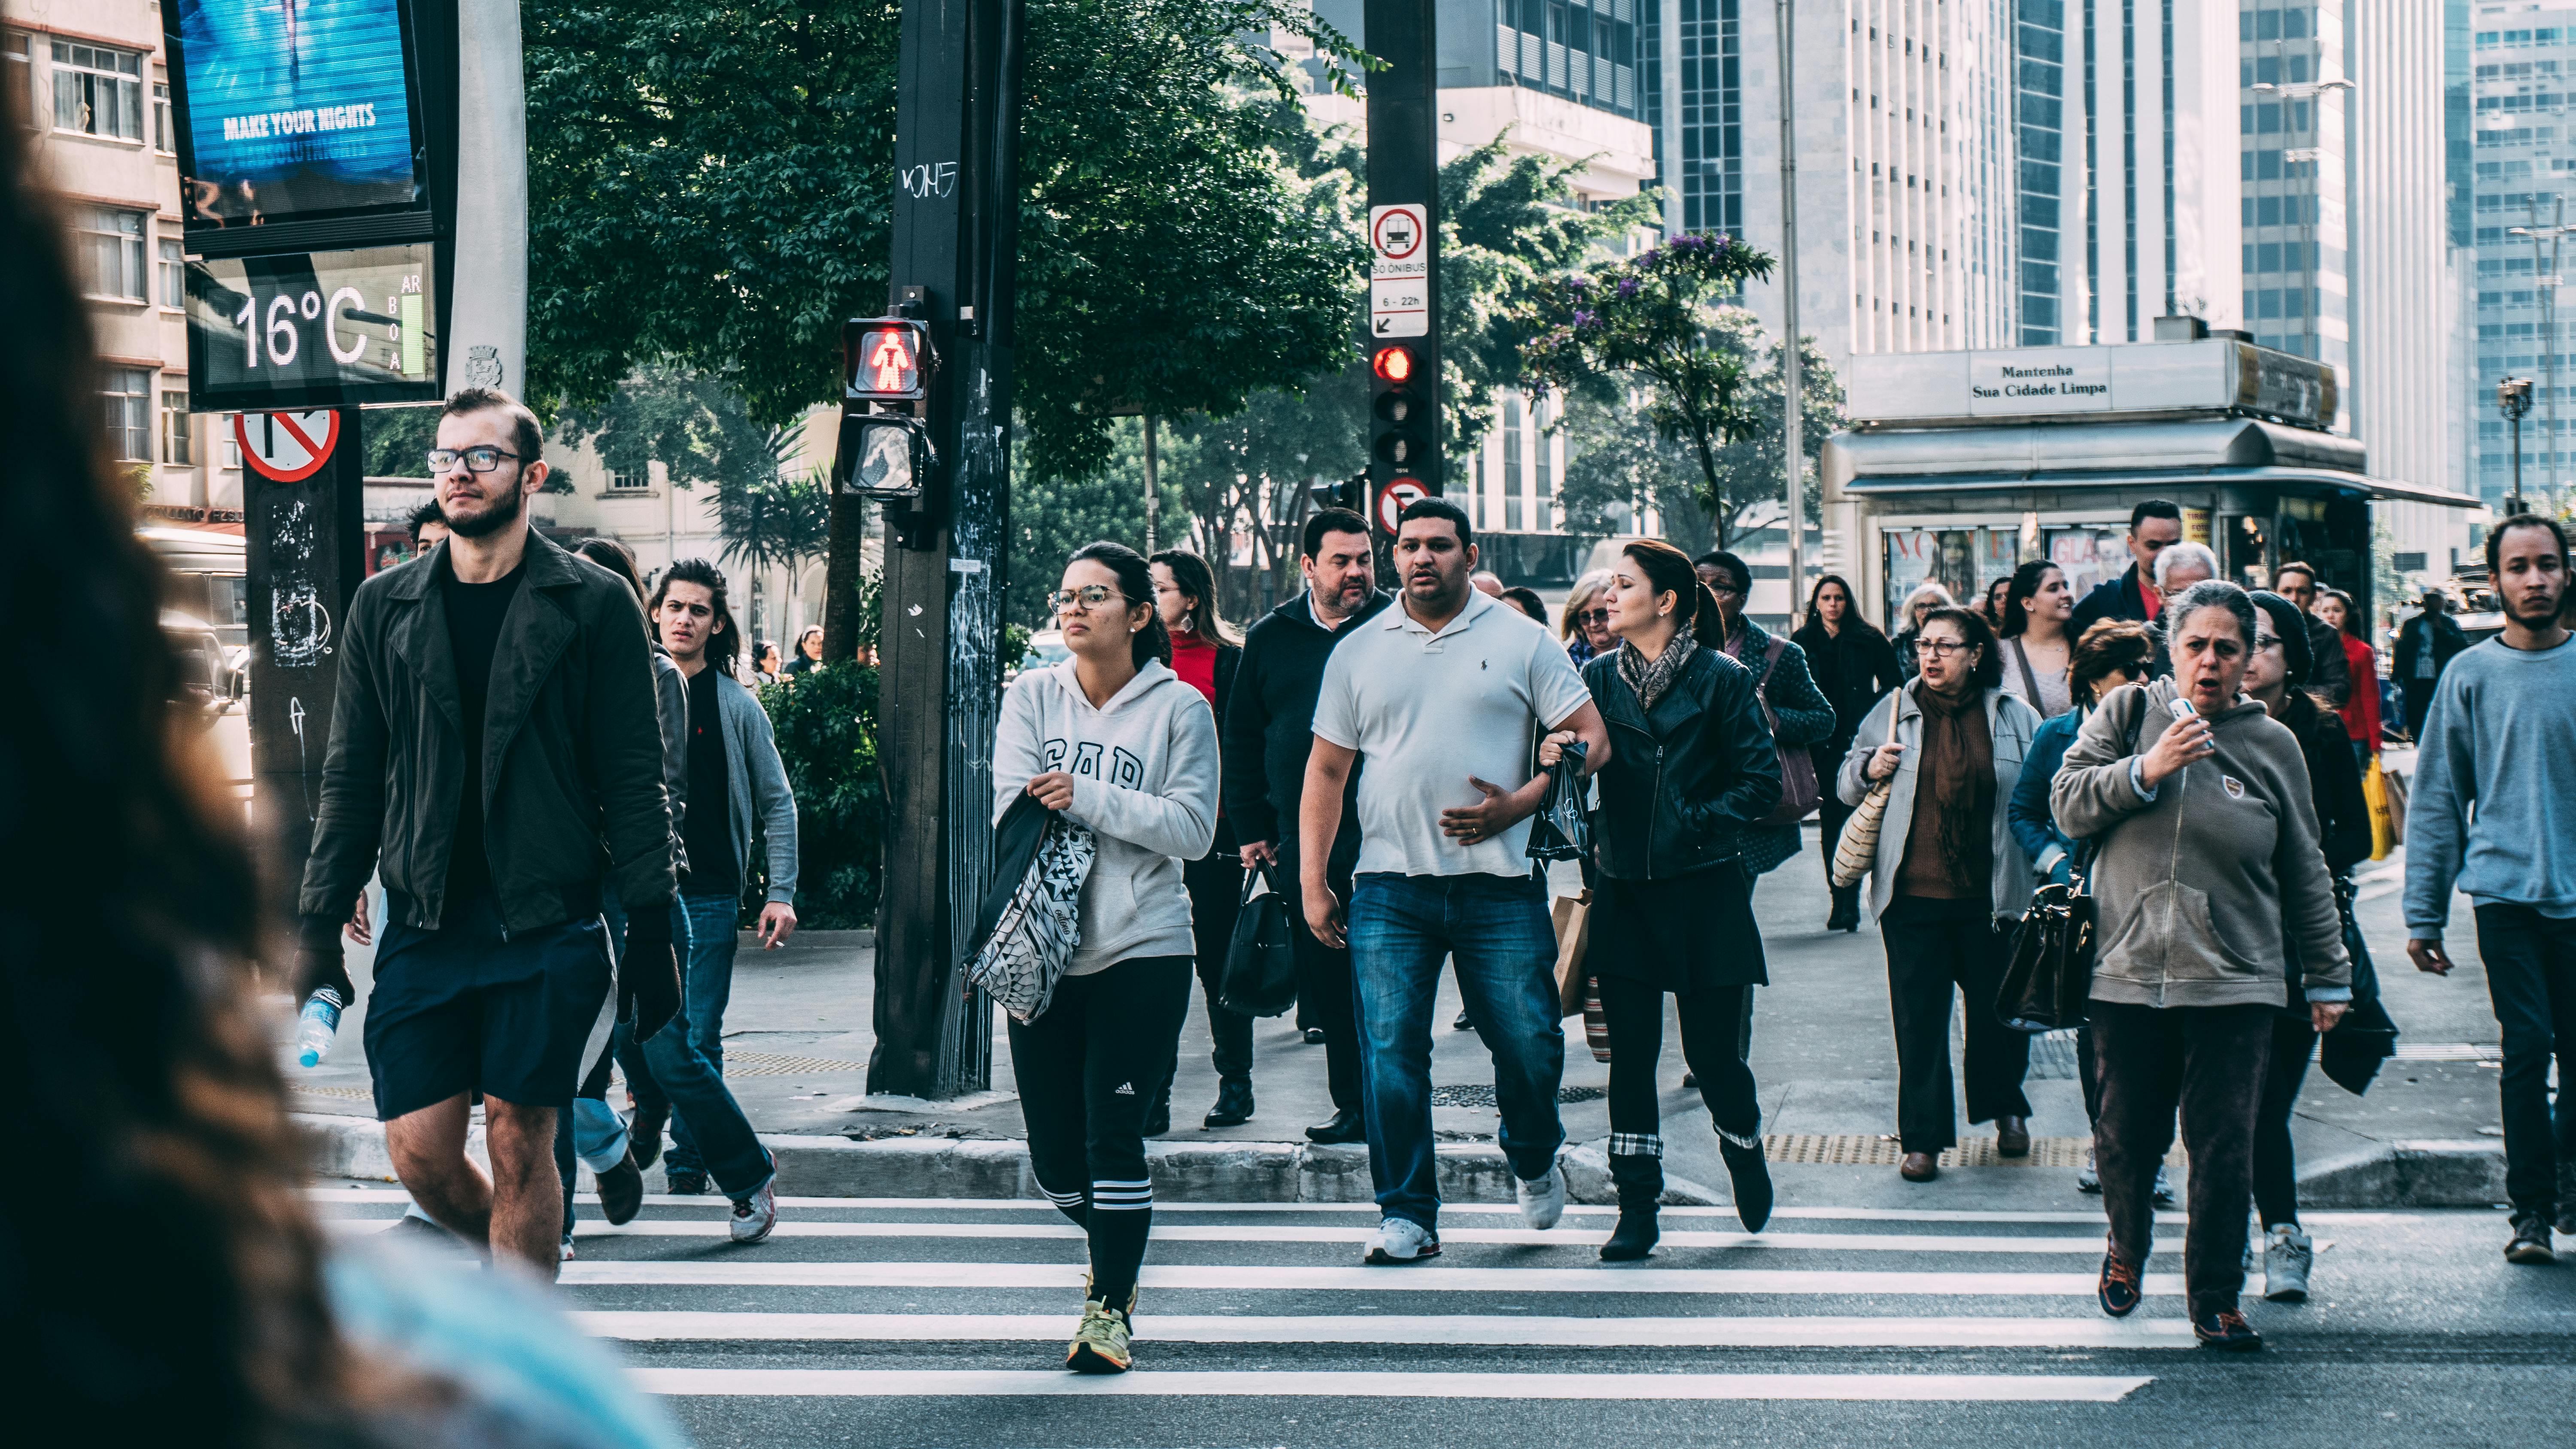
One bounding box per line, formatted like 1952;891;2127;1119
8;0;223;518
2464;9;2576;513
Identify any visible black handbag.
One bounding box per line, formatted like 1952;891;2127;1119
1218;864;1299;1018
1525;740;1590;864
2319;874;2400;1094
1997;880;2096;1033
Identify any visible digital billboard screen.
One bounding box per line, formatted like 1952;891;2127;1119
172;0;427;235
187;245;441;411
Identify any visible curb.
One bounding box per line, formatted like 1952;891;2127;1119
292;1115;1723;1206
296;1114;2506;1210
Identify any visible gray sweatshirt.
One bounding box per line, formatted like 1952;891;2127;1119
2051;677;2349;1009
992;658;1219;974
2403;634;2576;937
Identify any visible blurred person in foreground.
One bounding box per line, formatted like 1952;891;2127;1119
0;115;680;1447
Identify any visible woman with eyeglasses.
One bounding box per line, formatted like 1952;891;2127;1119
2051;581;2349;1352
1542;540;1782;1258
992;542;1219;1373
1694;550;1835;878
2242;591;2374;1305
1561;571;1616;667
1837;606;2043;1183
1997;560;2078;719
1792;574;1903;932
1891;581;1957;682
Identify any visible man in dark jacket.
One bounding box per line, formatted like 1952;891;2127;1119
2068;500;2186;638
295;388;679;1276
1224;508;1388;1144
2393;590;2470;740
2270;561;2354;709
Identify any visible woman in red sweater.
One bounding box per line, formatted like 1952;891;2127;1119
2315;588;2381;767
1148;549;1251;1132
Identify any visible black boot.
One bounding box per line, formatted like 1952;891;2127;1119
1600;1152;1663;1261
1826;884;1861;933
1203;1074;1255;1128
1720;1135;1774;1233
1142;1084;1171;1138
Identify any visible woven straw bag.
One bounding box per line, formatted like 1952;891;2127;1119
1829;694;1902;890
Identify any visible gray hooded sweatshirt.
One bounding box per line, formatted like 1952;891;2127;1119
2051;678;2349;1010
993;657;1219;975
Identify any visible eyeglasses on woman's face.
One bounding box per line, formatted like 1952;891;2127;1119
1914;637;1972;658
1047;584;1130;614
1578;607;1612;625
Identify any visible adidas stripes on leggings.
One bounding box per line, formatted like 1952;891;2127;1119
1005;953;1194;1306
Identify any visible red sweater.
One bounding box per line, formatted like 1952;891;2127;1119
1170;633;1219;706
2335;634;2381;748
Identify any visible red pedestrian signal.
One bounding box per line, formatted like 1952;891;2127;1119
1372;345;1416;384
845;318;931;400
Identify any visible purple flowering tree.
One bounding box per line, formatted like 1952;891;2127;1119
1518;232;1777;545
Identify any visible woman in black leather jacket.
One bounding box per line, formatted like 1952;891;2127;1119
1541;540;1783;1260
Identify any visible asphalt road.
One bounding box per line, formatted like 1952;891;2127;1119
314;1188;2576;1449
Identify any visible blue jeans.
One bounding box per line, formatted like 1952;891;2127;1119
604;897;775;1200
1347;872;1566;1230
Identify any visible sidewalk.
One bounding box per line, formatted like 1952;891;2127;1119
288;819;2514;1208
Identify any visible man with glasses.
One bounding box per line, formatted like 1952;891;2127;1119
293;388;683;1276
2070;500;2187;638
1301;498;1610;1264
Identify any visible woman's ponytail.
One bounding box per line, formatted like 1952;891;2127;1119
1687;582;1728;646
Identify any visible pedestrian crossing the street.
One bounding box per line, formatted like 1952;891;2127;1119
308;1191;2223;1407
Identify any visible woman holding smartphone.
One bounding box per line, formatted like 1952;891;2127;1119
992;542;1219;1373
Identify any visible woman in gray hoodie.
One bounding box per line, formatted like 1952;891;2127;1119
2051;579;2349;1352
992;541;1219;1376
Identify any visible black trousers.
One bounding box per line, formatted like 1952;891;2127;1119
1289;849;1363;1114
2252;1012;2318;1228
1007;954;1194;1304
2400;676;2438;741
1880;897;2031;1153
2093;1001;2273;1319
1183;846;1250;1079
2475;904;2576;1218
1597;973;1759;1148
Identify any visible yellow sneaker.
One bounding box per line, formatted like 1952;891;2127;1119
1065;1297;1133;1373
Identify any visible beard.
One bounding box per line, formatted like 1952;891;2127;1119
2505;586;2570;629
444;483;525;539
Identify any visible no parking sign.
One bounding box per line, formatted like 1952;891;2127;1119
235;409;342;483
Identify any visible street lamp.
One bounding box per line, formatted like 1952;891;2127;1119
2499;376;2535;517
2508;208;2576;509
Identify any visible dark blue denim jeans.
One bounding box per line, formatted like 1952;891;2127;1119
602;897;774;1201
662;894;744;1175
1347;872;1566;1230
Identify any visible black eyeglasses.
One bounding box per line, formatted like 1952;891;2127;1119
427;446;522;474
1913;639;1971;658
1577;608;1612;624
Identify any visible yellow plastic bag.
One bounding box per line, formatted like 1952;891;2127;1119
2363;756;2394;861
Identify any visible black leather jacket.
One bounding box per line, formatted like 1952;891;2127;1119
1582;645;1784;881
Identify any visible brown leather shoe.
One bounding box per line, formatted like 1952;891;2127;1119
1996;1116;2032;1158
1899;1152;1940;1182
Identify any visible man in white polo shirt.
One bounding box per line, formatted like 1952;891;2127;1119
1300;497;1611;1264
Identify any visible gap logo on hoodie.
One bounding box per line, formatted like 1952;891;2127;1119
1044;738;1145;790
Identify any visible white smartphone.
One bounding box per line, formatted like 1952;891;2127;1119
2171;697;2196;718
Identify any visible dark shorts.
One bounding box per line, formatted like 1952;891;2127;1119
364;893;613;1120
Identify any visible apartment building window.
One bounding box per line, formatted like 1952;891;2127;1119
52;42;143;141
153;80;173;152
607;470;650;493
162;387;195;466
103;369;151;462
1502;397;1525;533
158;237;185;309
76;207;148;300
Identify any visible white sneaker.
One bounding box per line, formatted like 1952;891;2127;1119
730;1180;778;1244
2077;1149;2101;1194
1363;1216;1440;1264
1518;1163;1568;1231
2263;1223;2314;1302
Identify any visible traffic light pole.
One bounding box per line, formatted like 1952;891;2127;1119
1365;0;1441;520
859;0;1026;1099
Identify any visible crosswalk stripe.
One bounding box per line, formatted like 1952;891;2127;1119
631;1367;2156;1401
456;1219;2165;1254
575;1310;2199;1349
559;1260;2184;1295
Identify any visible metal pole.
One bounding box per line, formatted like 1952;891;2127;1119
1660;0;1683;240
1776;0;1803;619
447;0;528;395
1143;413;1159;552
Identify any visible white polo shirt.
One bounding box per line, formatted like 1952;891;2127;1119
1311;587;1592;878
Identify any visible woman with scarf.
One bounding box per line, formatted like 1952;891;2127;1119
1837;606;2044;1182
1793;574;1904;931
1541;540;1782;1259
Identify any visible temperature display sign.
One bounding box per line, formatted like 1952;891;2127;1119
185;244;440;411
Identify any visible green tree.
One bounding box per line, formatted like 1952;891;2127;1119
1519;233;1781;546
1007;416;1190;626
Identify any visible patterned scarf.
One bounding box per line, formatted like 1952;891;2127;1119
1617;631;1698;710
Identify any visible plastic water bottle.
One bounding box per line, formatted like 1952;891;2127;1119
295;986;345;1068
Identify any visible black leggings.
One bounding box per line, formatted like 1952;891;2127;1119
1596;973;1760;1150
1006;954;1194;1306
2252;1012;2318;1228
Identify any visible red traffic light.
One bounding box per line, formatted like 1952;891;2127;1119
1372;345;1416;385
844;318;931;400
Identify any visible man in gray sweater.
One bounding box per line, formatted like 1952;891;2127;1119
2406;514;2576;1265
